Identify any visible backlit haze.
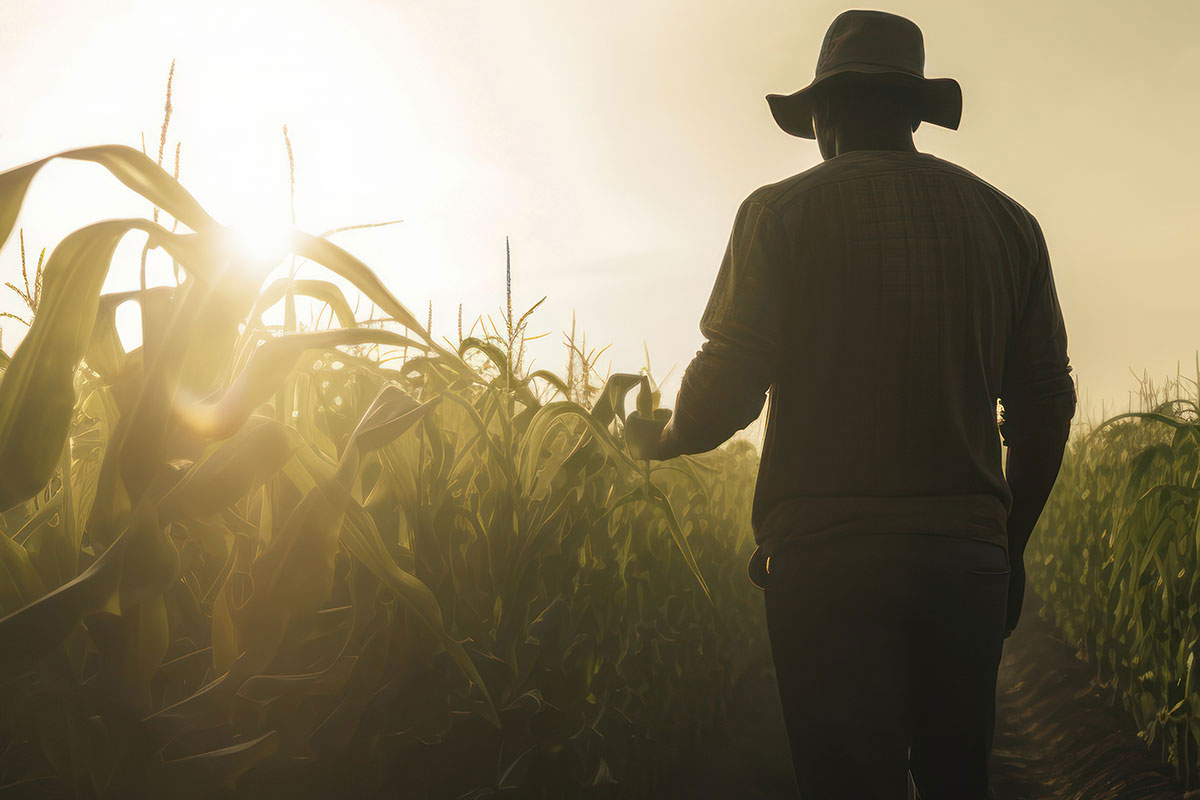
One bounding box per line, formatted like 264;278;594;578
2;0;1198;438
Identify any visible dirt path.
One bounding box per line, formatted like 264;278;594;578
989;593;1188;800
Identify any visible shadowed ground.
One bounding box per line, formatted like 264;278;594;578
989;592;1187;800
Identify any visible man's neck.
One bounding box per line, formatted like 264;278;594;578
830;127;917;158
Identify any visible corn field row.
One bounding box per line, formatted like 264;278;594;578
1028;368;1200;788
0;146;770;799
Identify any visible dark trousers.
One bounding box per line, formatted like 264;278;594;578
762;531;1009;799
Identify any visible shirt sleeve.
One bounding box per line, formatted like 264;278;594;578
999;215;1076;447
670;197;784;453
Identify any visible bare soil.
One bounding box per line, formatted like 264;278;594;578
989;592;1188;800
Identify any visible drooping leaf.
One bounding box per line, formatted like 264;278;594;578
0;526;128;680
235;656;358;705
161;416;295;519
0;144;219;253
84;289;146;384
146;731;279;797
0;530;46;617
174;329;423;440
290;233;474;379
0;220;218;511
590;373;650;428
247;278;359;330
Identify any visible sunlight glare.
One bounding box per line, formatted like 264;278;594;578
223;223;294;272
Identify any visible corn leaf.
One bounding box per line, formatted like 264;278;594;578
161;416;295;519
0;220;218;510
0;145;218;254
247;278;358;330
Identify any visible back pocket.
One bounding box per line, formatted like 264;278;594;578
967;544;1010;576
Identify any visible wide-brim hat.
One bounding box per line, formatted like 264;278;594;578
767;9;963;139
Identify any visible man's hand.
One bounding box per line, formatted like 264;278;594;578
1004;558;1026;639
626;409;674;461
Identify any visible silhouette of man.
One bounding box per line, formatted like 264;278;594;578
634;9;1076;799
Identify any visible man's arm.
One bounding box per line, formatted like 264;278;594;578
651;198;784;460
998;215;1077;634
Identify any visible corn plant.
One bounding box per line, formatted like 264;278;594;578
1029;368;1200;786
0;146;770;799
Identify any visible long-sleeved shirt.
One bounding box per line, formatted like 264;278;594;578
672;149;1077;557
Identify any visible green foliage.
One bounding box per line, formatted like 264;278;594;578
0;146;768;799
1029;379;1200;787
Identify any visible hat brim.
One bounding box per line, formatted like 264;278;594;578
766;68;963;139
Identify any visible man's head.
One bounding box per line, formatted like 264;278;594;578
809;74;922;160
766;10;961;151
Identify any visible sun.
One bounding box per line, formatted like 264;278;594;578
223;222;294;272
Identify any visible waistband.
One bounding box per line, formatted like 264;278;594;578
755;493;1009;557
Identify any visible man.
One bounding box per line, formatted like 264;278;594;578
634;9;1076;799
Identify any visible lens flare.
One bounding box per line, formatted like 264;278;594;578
223;223;294;270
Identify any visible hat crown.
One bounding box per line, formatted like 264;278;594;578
764;9;961;140
816;10;926;80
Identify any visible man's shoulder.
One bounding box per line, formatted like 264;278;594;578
743;152;1038;226
740;159;833;212
922;155;1038;221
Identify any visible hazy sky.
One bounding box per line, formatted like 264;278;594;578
1;0;1198;430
